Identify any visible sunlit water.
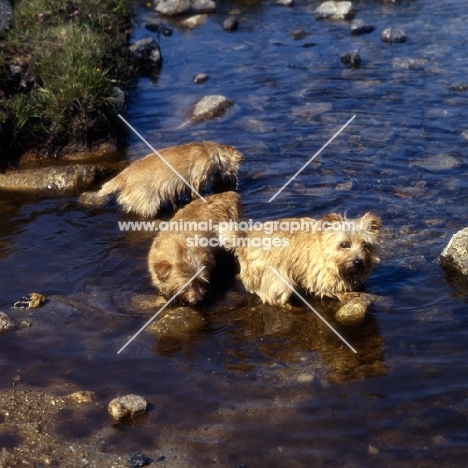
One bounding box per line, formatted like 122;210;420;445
1;0;468;465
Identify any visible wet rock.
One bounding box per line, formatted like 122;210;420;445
0;311;15;336
335;293;377;323
462;129;468;140
0;165;107;194
0;0;13;33
145;19;173;36
392;57;428;70
290;29;310;40
127;453;152;468
314;1;355;21
66;391;96;404
277;0;293;6
129;38;162;68
188;94;234;122
341;49;361;67
350;19;375;35
447;83;468;92
381;28;407;43
148;307;205;338
223;16;238;32
193;73;209;84
180;14;209;29
13;293;46;309
411;152;460;172
108;394;148;420
154;0;216;16
439;228;468;277
297;373;314;383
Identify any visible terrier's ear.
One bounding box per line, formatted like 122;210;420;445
362;213;382;232
321;213;343;223
153;260;172;281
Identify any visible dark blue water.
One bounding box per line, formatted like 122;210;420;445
1;0;468;465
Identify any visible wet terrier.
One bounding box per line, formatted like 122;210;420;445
220;213;381;305
148;191;242;305
93;141;244;217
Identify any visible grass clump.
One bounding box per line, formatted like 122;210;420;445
0;0;134;162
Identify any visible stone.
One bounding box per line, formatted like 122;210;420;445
411;153;460;172
381;28;406;43
0;165;107;194
148;307;205;339
297;373;314;383
193;73;209;84
127;453;151;468
13;293;46;309
335;293;377;323
188;95;234;122
145;19;173;36
0;311;15;336
290;29;310;40
66;391;96;404
350;19;375;35
392;58;428;70
154;0;216;16
129;38;162;67
439;228;468;277
314;1;355;21
0;0;13;33
341;49;361;67
108;394;148;420
180;14;209;29
223;16;238;32
277;0;293;6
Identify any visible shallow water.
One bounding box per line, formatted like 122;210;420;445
2;0;468;465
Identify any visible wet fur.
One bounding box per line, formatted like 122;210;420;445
97;141;244;217
148;191;243;305
221;213;381;305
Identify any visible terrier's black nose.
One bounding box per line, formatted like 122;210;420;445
353;258;363;267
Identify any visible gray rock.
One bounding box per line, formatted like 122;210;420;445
439;228;468;276
193;73;209;84
392;57;428;70
350;19;375;35
188;94;234;122
148;307;205;339
0;0;13;33
341;49;361;67
223;16;238;32
0;311;15;336
314;1;355;21
108;394;148;420
290;29;310;40
0;165;107;194
381;28;407;43
180;14;209;29
277;0;293;6
129;38;162;67
154;0;216;16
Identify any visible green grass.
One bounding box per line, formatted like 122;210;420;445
0;0;134;161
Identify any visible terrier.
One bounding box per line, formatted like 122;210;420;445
148;191;242;305
220;212;381;305
94;141;244;217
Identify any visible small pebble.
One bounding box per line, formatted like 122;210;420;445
67;391;96;404
297;373;314;383
127;452;151;468
13;293;46;309
108;394;148;420
381;28;407;43
350;19;375;35
193;73;209;84
341;50;361;67
290;29;310;40
223;16;238;32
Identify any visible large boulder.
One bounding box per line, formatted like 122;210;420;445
154;0;216;16
439;228;468;276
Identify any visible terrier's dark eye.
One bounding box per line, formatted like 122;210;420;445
340;242;351;249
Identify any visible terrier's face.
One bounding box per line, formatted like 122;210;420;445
319;213;381;290
152;246;214;305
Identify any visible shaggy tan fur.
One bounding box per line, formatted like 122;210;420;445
148;191;242;305
97;141;244;217
220;213;381;305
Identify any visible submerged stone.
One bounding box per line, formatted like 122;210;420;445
188;95;234;121
108;394;148;420
381;28;407;43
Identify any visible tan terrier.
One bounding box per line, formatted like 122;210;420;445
148;191;242;305
219;213;381;305
95;141;244;217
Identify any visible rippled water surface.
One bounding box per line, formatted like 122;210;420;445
2;0;468;465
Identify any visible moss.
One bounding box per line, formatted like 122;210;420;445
0;0;135;162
